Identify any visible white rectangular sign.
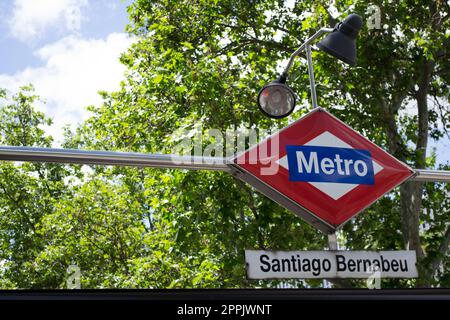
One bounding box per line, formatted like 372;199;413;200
245;250;417;279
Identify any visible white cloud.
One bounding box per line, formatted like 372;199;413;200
0;33;134;144
8;0;88;42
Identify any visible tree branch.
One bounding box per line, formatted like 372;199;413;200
316;1;338;26
214;37;293;57
0;180;35;231
234;178;265;249
378;98;406;159
433;96;450;139
415;59;434;168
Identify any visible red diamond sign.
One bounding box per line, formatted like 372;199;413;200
230;108;415;233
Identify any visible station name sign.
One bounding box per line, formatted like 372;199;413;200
245;250;417;279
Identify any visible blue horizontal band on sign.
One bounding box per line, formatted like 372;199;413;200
286;145;374;185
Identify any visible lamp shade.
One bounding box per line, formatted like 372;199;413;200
317;14;363;66
257;81;296;119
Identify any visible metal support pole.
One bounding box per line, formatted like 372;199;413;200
305;44;318;109
328;233;338;250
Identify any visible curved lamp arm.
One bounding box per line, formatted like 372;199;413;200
279;27;333;109
281;27;333;77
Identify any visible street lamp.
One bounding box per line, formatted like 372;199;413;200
257;14;363;118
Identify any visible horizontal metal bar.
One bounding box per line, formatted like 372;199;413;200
0;147;449;183
0;146;231;172
410;169;450;183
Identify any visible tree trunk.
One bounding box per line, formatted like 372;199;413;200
400;59;434;286
379;58;435;286
400;182;425;261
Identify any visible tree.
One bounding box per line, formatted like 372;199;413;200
65;0;448;287
0;86;77;288
314;0;450;287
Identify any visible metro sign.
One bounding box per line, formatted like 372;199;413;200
230;108;415;233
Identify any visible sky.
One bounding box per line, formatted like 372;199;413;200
0;0;448;165
0;0;134;143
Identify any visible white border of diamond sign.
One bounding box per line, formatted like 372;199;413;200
245;250;418;279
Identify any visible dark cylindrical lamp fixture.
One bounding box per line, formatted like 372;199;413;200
317;14;363;66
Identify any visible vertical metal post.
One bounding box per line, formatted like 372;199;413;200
328;232;338;250
325;232;338;288
305;44;318;109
